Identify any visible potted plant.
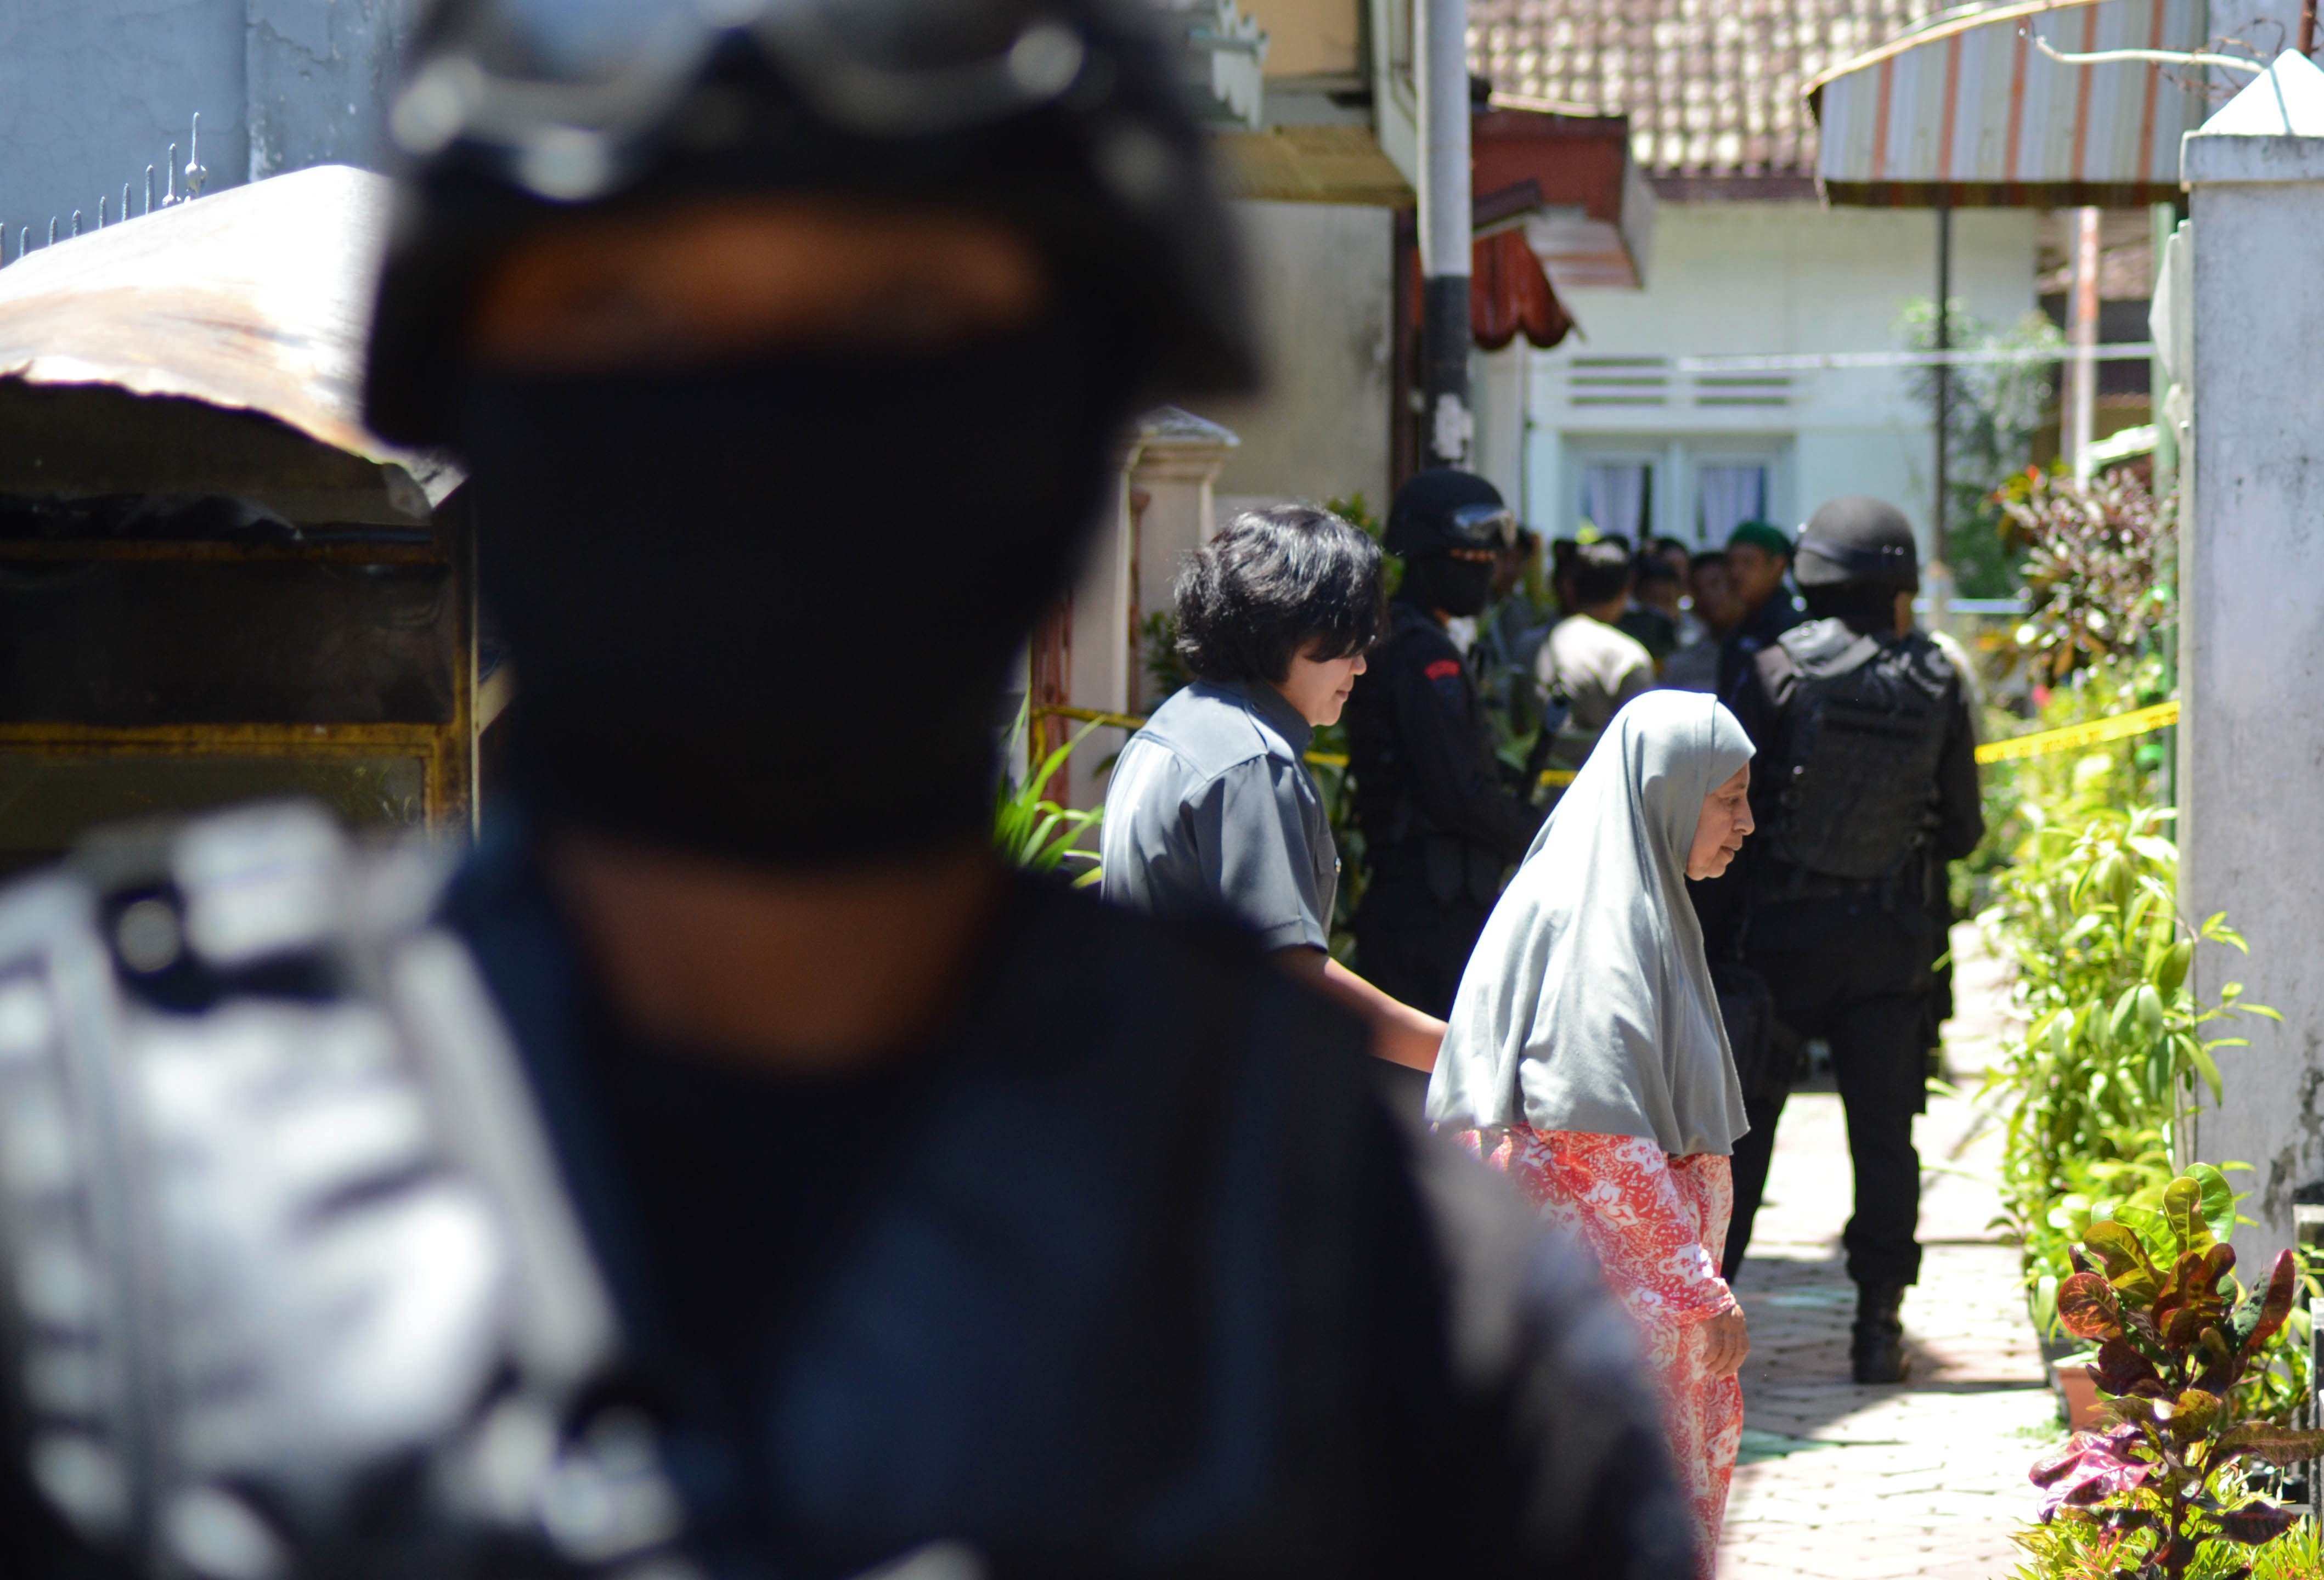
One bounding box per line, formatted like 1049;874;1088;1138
2030;1167;2324;1577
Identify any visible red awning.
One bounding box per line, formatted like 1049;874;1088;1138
1471;228;1572;351
1473;106;1648;290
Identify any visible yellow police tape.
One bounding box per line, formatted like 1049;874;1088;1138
1032;704;1578;783
1045;697;2182;783
1973;698;2180;765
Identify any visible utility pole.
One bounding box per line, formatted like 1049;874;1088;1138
2068;206;2100;480
1933;201;1951;560
1417;0;1473;469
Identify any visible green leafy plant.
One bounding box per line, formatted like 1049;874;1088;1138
994;702;1103;884
2027;1169;2324;1578
1139;609;1189;705
1982;798;2276;1338
2011;1510;2324;1579
2000;466;2176;686
1897;298;2063;598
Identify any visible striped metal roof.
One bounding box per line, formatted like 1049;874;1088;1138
1806;0;2215;206
1470;1;1952;183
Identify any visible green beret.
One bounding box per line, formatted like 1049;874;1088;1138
1726;520;1793;559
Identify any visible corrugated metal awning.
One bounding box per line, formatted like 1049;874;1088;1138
1806;0;2213;207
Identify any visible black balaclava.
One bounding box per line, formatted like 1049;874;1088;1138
1384;468;1508;619
1398;552;1496;619
1801;582;1903;636
456;290;1131;865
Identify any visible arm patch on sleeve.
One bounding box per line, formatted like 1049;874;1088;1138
1423;658;1463;682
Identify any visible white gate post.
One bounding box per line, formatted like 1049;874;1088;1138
2179;50;2324;1260
1127;407;1240;709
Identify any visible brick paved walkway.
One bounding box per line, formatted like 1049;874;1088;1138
1718;927;2059;1580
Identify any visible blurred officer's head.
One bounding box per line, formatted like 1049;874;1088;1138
365;0;1254;863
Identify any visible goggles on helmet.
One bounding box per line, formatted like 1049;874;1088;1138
1446;503;1518;552
391;0;1092;201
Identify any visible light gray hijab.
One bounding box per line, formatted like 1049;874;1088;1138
1427;690;1755;1156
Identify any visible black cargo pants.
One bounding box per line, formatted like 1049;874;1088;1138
1726;891;1936;1290
1352;870;1495;1121
1351;878;1493;1020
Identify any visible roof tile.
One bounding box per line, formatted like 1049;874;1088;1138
1475;0;1952;177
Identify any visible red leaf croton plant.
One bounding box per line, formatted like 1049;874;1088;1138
2032;1166;2324;1578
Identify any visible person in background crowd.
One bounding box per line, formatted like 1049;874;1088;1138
0;3;1700;1576
1655;535;1695;586
1344;471;1544;1053
1431;690;1759;1580
1538;538;1656;769
1470;525;1554;737
1103;506;1443;1074
1663;552;1744;692
1718;520;1808;704
1724;498;1983;1385
1546;536;1580;615
1620;554;1683;662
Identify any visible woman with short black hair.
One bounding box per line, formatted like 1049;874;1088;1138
1103;505;1445;1073
1172;504;1383;689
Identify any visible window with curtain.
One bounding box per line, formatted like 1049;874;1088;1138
1696;464;1769;543
1579;462;1651;542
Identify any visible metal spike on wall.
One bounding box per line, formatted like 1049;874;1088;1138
184;114;206;199
0;110;210;267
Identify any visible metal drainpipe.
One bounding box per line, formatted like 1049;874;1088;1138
1418;0;1473;469
2150;202;2178;488
2069;206;2100;481
1933;200;1951;568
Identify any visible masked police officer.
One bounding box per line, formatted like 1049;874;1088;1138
1344;471;1544;1033
0;4;1690;1577
1723;498;1983;1385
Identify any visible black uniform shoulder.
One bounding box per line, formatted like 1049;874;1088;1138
1375;601;1463;668
0;804;651;1580
1771;617;1877;676
1892;630;1964;699
1012;872;1372;1077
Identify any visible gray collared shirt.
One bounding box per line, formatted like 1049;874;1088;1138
1099;679;1339;952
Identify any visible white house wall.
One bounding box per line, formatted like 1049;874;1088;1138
1205;199;1396;519
1502;201;2037;551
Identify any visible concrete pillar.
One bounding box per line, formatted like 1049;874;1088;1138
1127;407;1239;709
2179;50;2324;1261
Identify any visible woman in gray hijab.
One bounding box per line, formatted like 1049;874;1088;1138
1428;689;1756;1577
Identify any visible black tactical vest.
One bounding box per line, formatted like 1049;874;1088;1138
1757;620;1956;884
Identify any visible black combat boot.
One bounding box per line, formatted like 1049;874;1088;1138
1851;1283;1911;1384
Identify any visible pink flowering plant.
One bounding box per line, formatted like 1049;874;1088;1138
2031;1166;2324;1577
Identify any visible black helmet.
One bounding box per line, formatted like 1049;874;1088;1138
1384;469;1516;560
363;0;1255;445
1794;496;1919;593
